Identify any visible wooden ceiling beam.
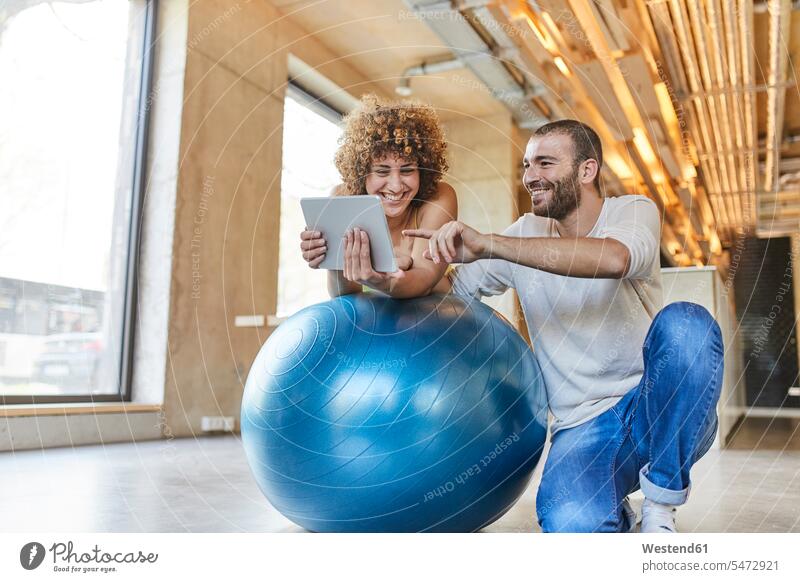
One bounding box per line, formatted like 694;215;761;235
763;0;792;196
710;0;750;230
686;0;742;227
567;0;706;253
758;191;800;202
720;0;750;229
494;3;639;191
739;0;758;229
664;0;733;234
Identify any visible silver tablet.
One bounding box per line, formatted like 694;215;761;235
300;195;398;272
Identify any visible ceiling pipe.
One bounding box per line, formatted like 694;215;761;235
396;56;468;96
403;57;465;77
403;0;550;125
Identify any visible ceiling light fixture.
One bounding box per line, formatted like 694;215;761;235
523;14;555;51
395;76;412;97
553;56;570;76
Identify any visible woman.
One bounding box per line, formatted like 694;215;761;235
299;94;457;298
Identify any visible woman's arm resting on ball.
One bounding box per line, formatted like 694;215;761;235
385;182;457;297
328;270;363;297
383;183;458;298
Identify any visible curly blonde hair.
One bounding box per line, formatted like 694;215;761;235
334;94;449;206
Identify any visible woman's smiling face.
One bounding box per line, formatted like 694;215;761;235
365;154;420;219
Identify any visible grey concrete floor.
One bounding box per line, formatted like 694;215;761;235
1;422;798;533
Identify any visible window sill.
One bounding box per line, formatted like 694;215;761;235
0;402;162;418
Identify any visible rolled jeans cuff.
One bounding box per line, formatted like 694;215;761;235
639;463;691;505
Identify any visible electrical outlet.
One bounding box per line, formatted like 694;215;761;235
201;416;236;432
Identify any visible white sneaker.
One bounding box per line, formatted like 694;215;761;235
641;499;678;533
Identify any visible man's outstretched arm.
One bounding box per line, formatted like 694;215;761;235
404;221;630;279
484;234;629;278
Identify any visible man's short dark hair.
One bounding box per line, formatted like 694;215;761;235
533;120;603;190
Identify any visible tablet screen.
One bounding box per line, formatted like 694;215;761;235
300;195;398;272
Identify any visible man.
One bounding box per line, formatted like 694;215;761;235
405;120;723;533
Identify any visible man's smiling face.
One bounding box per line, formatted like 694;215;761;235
522;133;583;221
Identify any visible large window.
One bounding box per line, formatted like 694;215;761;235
277;86;344;317
0;0;154;403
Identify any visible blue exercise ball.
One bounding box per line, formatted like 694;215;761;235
241;293;547;532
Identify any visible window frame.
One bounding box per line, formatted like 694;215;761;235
286;80;345;125
275;81;346;318
1;0;158;405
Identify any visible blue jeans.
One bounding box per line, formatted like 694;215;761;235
536;302;725;533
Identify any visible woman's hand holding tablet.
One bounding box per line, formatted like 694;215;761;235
341;227;406;287
299;195;399;273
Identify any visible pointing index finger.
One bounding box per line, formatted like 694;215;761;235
402;228;434;240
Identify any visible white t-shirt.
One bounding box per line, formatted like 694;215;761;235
452;195;663;434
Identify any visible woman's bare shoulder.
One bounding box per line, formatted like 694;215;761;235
419;181;457;221
431;181;456;201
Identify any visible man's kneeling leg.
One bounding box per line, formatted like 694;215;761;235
635;301;724;505
536;398;640;533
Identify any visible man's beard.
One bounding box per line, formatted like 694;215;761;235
528;167;581;220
